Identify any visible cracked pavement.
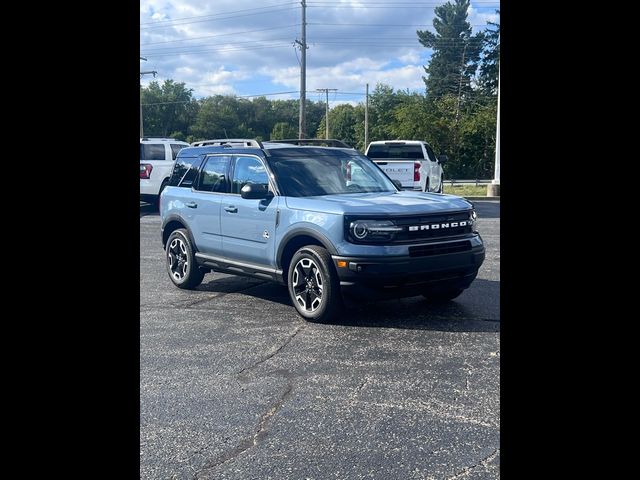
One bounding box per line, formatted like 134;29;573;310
140;201;500;479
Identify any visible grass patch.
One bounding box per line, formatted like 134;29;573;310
442;184;490;197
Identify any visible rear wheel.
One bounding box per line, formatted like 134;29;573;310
166;229;204;289
424;178;430;193
287;245;343;322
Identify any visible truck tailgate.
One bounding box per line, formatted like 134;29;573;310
371;159;415;187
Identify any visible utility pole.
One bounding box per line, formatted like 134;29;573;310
295;0;307;139
364;83;369;150
488;69;500;197
316;88;337;139
139;69;157;138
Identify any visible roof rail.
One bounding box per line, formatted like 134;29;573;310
268;139;354;148
190;138;264;148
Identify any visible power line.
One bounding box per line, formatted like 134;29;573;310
141;44;292;58
307;1;498;3
142;36;486;52
140;2;298;25
140;24;300;46
308;22;492;27
142;37;295;53
308;4;499;9
140;6;298;30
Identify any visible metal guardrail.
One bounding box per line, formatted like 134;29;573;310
447;179;493;186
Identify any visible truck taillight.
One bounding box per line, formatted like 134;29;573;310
140;164;153;179
414;162;420;181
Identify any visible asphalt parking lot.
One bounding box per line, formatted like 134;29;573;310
140;200;500;480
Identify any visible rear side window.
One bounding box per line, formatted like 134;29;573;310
140;143;166;160
196;156;231;193
170;144;186;160
367;144;425;159
424;143;437;162
168;156;202;187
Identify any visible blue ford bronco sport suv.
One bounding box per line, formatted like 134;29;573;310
160;139;485;322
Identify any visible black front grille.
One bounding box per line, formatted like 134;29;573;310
344;210;473;245
393;211;473;242
409;240;472;257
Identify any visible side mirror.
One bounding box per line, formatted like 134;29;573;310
240;183;272;200
391;179;403;190
437;155;448;165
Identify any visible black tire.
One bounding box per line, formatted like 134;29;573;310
424;178;430;193
287;245;343;322
436;176;443;193
166;229;204;289
422;288;464;302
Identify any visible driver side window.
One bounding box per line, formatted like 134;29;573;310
231;156;269;194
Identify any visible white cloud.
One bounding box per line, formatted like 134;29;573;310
140;0;498;100
398;51;421;64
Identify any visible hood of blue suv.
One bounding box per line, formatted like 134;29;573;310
285;190;472;215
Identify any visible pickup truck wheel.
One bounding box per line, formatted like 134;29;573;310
288;245;343;322
423;288;464;302
436;176;443;193
166;229;204;289
424;179;430;193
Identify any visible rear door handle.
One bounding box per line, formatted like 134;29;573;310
224;205;238;213
185;202;197;208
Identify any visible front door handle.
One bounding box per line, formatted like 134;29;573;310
185;202;197;208
224;205;238;213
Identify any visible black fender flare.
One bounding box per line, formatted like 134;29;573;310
161;214;199;252
276;227;338;270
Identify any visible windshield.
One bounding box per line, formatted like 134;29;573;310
267;151;397;197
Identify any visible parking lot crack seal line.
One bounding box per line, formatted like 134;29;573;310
443;448;500;479
192;383;294;478
164;281;268;309
236;323;306;377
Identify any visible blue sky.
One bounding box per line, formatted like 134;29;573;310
140;1;499;105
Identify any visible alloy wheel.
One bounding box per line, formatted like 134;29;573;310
291;258;324;312
168;238;189;281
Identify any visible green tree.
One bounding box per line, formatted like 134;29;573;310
417;0;484;99
270;122;298;140
140;80;197;138
368;84;402;141
316;103;362;147
479;11;500;95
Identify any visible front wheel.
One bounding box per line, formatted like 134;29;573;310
287;245;343;322
166;229;204;289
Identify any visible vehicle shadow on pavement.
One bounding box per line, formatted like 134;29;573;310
140;202;159;218
198;276;500;333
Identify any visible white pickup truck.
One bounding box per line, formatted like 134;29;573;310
140;137;190;205
365;140;447;193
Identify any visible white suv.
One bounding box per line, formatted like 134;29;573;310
365;140;447;193
140;138;190;204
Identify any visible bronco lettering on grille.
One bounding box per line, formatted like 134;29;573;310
408;220;468;232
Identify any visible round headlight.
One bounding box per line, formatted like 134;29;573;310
352;222;368;239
